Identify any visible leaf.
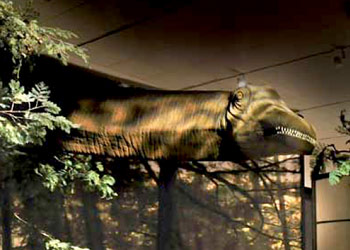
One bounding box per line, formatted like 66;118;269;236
36;164;61;192
43;101;61;114
53;116;77;133
30;82;50;102
101;175;115;186
9;80;23;95
96;162;104;172
329;171;340;185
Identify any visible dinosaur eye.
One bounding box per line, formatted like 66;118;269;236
229;87;251;114
225;87;251;124
236;91;244;99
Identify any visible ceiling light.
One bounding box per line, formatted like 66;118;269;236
237;74;247;87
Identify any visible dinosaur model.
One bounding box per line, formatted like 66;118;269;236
61;82;317;161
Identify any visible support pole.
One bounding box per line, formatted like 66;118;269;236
157;162;178;250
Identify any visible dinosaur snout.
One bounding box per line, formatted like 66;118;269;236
265;108;317;154
235;106;317;159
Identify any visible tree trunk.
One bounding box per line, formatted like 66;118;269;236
82;192;105;250
22;194;44;249
157;162;179;250
190;174;204;250
1;180;12;250
50;193;68;240
63;198;73;244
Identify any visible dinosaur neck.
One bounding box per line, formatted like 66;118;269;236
62;129;234;160
68;90;231;134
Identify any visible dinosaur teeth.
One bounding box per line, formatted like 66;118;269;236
275;126;316;145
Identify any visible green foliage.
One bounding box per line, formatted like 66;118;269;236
45;238;89;250
0;0;88;77
0;80;77;147
318;109;350;185
329;160;350;185
35;154;118;200
0;0;85;151
0;1;115;249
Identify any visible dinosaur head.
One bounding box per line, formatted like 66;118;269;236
223;83;317;159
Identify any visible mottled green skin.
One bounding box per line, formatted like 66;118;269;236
62;84;316;161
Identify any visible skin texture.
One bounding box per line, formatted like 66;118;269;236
62;84;317;161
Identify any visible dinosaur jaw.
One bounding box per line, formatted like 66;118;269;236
258;123;317;157
275;126;317;146
236;130;316;159
234;119;317;159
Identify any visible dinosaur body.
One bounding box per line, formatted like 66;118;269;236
62;84;317;161
63;90;229;160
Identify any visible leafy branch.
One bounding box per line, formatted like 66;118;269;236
14;212;89;250
314;109;350;184
329;160;350;185
35;154;118;200
0;0;88;78
0;80;76;147
0;1;119;249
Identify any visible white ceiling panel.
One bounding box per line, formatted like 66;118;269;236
40;0;162;44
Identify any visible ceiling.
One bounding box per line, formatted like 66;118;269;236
12;0;350;149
